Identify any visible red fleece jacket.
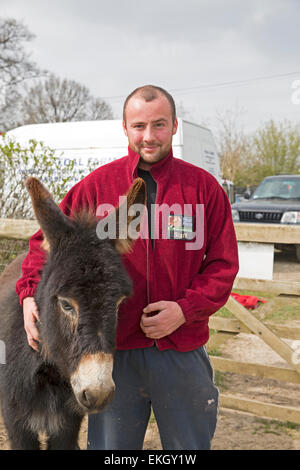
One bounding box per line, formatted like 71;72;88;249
16;147;239;351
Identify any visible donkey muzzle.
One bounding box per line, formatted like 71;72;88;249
70;353;115;413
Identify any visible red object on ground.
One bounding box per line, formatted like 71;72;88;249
230;292;267;309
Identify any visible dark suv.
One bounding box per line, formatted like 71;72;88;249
231;175;300;261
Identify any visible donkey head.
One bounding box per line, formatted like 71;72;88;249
25;177;146;413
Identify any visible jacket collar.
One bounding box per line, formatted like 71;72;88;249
128;146;174;182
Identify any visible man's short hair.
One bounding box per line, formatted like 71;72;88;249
123;85;176;123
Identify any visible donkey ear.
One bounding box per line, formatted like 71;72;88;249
114;178;146;254
25;177;74;249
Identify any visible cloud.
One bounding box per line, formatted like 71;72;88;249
1;0;300;131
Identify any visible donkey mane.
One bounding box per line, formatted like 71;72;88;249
69;209;99;229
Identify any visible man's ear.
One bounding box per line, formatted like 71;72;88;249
122;120;128;136
172;118;178;135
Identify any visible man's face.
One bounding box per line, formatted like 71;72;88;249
123;95;178;170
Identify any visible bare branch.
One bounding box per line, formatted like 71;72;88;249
18;73;114;124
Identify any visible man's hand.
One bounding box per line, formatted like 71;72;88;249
23;297;40;351
140;301;186;339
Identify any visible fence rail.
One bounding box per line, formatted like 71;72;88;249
1;219;300;243
0;218;38;240
234;222;300;244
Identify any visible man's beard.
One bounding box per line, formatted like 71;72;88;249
138;143;169;163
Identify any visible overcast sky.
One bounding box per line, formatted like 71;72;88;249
2;0;300;134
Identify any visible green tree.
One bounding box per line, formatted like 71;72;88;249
249;120;300;184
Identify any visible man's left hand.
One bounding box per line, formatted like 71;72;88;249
140;301;186;339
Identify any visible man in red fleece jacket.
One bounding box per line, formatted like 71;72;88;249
16;85;239;450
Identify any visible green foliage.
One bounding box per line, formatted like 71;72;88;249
250;120;300;183
233;120;300;186
0;134;80;219
218;116;300;187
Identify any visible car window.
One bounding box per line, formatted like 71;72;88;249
252;178;300;199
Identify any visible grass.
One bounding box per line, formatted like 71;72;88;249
207;346;222;357
263;303;300;323
214;288;300;324
0;238;28;273
214;306;233;318
214;371;228;391
252;418;300;436
149;408;156;423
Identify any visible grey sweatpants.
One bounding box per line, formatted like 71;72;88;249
87;345;219;450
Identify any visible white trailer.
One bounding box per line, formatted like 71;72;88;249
6;118;223;190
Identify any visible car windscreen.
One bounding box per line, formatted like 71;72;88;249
252;178;300;200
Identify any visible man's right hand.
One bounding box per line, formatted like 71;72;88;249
23;297;40;351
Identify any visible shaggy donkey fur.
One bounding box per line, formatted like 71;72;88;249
0;177;145;450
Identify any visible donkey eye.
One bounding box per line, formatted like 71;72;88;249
58;297;76;315
61;301;73;311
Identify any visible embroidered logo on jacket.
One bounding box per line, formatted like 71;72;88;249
167;215;194;240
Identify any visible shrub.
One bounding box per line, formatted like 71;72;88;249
0;135;77;219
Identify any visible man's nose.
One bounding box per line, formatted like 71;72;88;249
143;126;155;142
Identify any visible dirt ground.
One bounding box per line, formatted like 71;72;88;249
0;249;300;450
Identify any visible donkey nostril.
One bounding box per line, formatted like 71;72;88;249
81;390;87;403
79;389;96;409
77;386;115;411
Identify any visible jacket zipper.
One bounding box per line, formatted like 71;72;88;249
133;167;158;347
150;178;159;347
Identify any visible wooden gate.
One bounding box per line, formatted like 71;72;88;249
208;222;300;424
